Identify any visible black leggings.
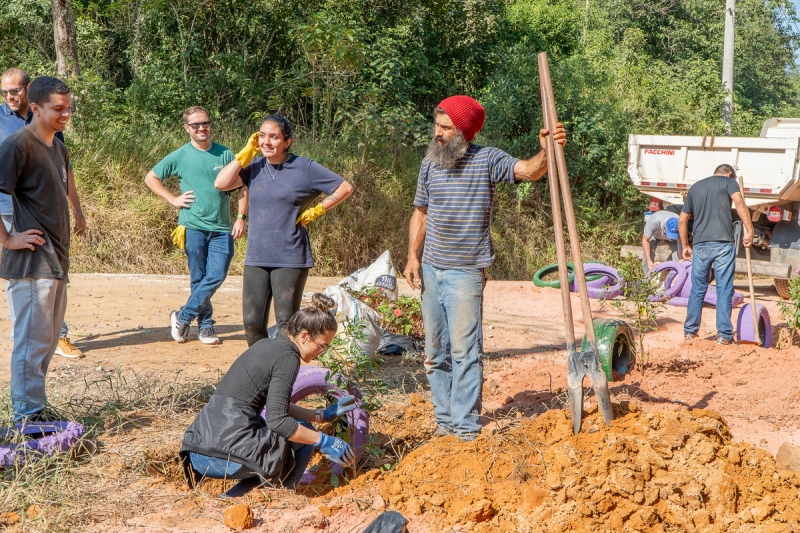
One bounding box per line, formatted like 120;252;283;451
243;266;309;346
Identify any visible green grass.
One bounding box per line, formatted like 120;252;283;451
66;122;640;279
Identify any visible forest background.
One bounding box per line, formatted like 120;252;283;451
1;0;799;279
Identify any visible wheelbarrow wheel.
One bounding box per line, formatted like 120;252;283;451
736;303;772;347
774;278;791;300
581;318;636;381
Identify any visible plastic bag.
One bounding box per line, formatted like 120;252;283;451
324;285;383;360
361;511;408;533
376;332;422;356
337;250;399;300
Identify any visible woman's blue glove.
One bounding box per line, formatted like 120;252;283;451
322;395;357;423
316;433;355;467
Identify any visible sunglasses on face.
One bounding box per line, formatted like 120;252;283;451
185;121;211;130
1;86;25;98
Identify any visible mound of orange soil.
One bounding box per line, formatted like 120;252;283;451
380;406;800;532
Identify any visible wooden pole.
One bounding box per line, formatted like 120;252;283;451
538;53;596;347
737;175;760;345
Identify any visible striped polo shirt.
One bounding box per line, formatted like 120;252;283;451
414;144;519;269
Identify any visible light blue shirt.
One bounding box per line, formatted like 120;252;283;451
0;103;28;215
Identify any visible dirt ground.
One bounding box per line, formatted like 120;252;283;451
1;273;799;532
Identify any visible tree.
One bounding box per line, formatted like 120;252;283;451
51;0;79;77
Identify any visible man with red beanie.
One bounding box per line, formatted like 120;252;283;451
403;95;566;440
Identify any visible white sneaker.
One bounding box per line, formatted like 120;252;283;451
198;327;220;345
170;311;189;343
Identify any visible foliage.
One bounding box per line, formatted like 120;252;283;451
777;276;800;345
1;0;799;278
353;287;424;340
605;255;668;372
318;318;388;415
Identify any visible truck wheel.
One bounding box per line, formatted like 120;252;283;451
0;421;86;467
736;303;772;347
581;318;636;381
774;278;791;300
533;262;605;289
288;366;369;484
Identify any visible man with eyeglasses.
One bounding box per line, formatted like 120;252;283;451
145;106;247;345
0;67;86;359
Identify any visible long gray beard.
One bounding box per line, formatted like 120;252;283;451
426;131;469;169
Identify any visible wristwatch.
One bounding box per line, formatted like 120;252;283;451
237;214;248;221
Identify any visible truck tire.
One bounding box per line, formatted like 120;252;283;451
287;366;369;484
0;421;86;467
533;262;605;289
581;318;636;381
774;278;791;300
736;303;772;347
649;261;688;301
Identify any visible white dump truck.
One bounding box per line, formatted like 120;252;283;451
624;118;800;298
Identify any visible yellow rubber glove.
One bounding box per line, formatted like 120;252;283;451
235;132;260;168
296;204;327;227
171;225;186;251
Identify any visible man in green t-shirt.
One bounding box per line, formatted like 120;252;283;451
145;106;248;345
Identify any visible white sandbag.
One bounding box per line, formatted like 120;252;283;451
337;250;398;300
324;285;383;360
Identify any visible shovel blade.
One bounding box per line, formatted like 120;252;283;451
567;383;584;435
567;349;615;434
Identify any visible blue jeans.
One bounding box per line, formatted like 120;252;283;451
685;241;735;340
9;278;67;421
188;421;315;490
3;215;67;341
178;229;234;328
421;263;485;436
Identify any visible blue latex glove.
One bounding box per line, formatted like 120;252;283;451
322;395;357;423
316;433;355;468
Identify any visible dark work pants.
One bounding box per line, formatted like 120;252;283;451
243;266;309;346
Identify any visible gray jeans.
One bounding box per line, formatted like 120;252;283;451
2;215;68;341
9;277;67;420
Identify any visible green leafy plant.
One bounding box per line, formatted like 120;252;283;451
353;287;424;339
604;254;668;373
317;318;388;485
777;277;800;346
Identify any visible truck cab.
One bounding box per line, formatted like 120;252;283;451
626;118;800;297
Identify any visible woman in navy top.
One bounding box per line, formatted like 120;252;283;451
216;114;354;346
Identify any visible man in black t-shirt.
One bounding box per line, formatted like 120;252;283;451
0;77;73;422
679;164;753;345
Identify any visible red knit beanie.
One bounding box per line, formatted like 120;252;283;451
438;95;485;141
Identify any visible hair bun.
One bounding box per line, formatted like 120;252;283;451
310;293;335;313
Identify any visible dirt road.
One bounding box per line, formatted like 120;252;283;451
1;273;796;454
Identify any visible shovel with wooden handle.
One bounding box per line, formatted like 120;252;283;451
737;175;760;345
538;52;614;434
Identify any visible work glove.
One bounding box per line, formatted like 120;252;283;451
316;433;355;468
296;204;326;227
235;132;260;168
321;395;357;423
171;225;186;251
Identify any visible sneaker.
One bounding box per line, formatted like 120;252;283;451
170;311;189;343
433;425;453;437
716;337;733;346
55;337;84;359
684;333;699;341
198;327;221;345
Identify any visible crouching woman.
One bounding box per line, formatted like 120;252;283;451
179;293;356;498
